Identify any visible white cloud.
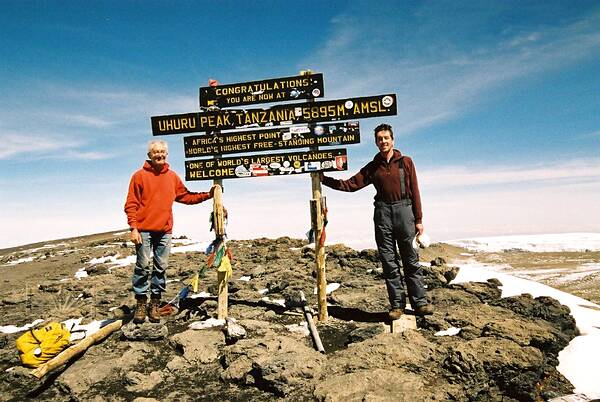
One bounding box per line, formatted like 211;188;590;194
420;158;600;189
0;83;197;161
3;157;599;249
0;132;80;160
168;158;600;249
0;131;114;161
48;85;197;117
62;150;113;160
59;113;113;128
306;8;600;136
577;130;600;139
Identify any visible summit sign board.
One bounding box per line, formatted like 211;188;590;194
199;73;324;108
152;94;396;135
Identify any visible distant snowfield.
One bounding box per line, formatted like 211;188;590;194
447;233;600;253
452;259;600;398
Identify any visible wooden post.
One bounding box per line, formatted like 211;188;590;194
302;69;328;321
213;180;227;320
310;180;328;321
207;79;228;320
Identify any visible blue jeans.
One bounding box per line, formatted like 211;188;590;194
374;201;427;310
132;232;172;298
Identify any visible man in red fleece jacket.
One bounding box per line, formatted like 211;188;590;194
125;140;214;324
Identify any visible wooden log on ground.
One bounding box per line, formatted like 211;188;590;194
31;319;123;379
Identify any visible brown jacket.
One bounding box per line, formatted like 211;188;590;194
321;149;423;224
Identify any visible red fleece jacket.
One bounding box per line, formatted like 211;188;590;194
124;161;211;233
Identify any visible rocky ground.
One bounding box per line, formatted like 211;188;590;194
0;231;585;401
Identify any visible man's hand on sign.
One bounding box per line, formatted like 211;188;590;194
209;185;219;198
130;228;142;245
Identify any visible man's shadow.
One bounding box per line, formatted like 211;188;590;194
327;305;389;323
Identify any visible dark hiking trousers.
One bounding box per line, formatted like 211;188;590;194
373;200;427;310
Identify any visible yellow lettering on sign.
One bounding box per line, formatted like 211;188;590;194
258;131;278;140
191;136;218;146
216;114;232;126
157;117;196;132
254;141;273;149
199;115;216;128
187;161;204;170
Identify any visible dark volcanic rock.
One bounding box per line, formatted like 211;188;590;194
346;324;385;345
86;264;110;275
451;279;503;303
223;318;247;344
0;234;580;401
170;329;222;364
121;322;169;340
490;294;578;337
221;333;326;396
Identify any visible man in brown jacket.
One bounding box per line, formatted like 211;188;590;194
321;123;433;319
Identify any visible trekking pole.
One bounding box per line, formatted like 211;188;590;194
299;291;325;353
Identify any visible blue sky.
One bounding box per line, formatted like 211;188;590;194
1;1;599;248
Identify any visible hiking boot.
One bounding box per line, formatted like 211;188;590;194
414;304;434;316
388;308;404;320
133;296;147;324
148;298;161;323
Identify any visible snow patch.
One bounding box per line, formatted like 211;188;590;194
75;268;88;280
187;291;212;299
171;241;210;253
2;256;35;266
261;297;286;307
448;233;600;253
286;321;310;336
314;283;340;295
0;319;44;334
189;318;225;330
434;327;461;337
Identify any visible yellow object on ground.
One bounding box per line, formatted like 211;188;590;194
15;322;71;368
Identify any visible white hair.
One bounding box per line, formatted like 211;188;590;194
147;139;168;153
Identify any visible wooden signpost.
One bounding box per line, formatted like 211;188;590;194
151;72;397;323
212;184;227;319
